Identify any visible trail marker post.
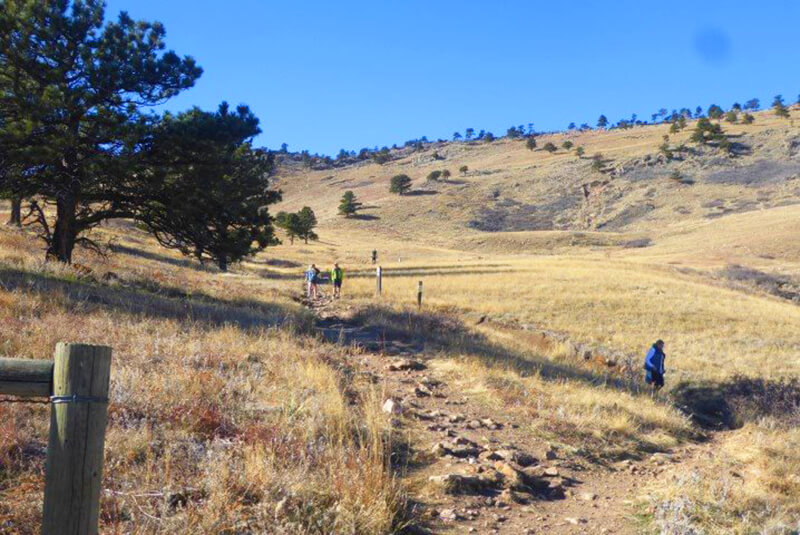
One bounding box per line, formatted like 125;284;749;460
417;281;423;309
0;342;112;535
376;266;382;296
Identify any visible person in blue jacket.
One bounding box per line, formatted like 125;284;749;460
644;339;666;393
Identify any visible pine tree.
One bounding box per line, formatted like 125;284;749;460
459;165;469;176
773;95;790;118
526;137;537;150
0;0;201;262
297;206;318;244
543;142;558;153
597;115;608;128
390;174;412;195
441;169;451;180
562;140;573;150
338;191;361;218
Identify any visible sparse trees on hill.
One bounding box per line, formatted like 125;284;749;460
732;102;742;111
742;113;755;124
591;153;605;172
280;143;289;153
773;95;790;118
484;132;495;142
338;191;362;218
506;126;522;138
575;146;585;158
707;105;724;120
426;170;442;181
690;118;726;147
372;147;392;164
526;137;537;151
695;106;704;117
568;122;576;130
465;128;475;140
597;115;608;128
453;132;462;141
744;98;760;111
442;169;451;180
724;110;738;123
543;142;558;153
390;174;412;195
0;0;202;263
562;140;573;150
459;165;469;176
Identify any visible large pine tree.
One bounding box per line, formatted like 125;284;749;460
0;0;201;262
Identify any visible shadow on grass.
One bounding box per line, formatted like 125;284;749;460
349;304;621;389
672;375;800;429
0;265;308;332
405;190;438;196
350;214;381;221
110;243;215;272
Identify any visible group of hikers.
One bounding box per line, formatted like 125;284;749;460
301;263;670;393
305;263;344;300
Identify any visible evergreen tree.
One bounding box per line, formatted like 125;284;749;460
773;95;790;118
562;140;573;150
597;115;608;128
744;98;760;111
453;132;462;141
484;132;495;142
390;174;412;195
338;190;361;218
465;128;475;140
707;104;724;119
296;206;318;244
275;211;301;244
139;103;280;271
0;0;201;262
742;113;755;124
426;170;442;181
441;169;451;180
690;118;726;146
575;146;585;157
724;110;738;123
526;137;537;150
459;165;469;175
543;142;558;153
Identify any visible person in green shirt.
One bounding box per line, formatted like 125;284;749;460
330;263;344;298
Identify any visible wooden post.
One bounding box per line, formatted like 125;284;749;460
42;343;112;535
376;266;382;296
417;281;423;309
0;358;53;397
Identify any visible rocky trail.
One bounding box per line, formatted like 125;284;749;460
305;296;716;534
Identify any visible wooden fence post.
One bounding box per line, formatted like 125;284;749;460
376;266;382;296
417;281;423;309
42;343;112;535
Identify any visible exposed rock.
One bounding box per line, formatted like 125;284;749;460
493;461;526;490
543;467;559;477
432;442;451;457
580;492;597;501
439;508;460;522
387;358;426;371
382;398;402;414
429;474;492;494
414;385;432;397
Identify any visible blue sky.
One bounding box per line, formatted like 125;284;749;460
107;1;800;155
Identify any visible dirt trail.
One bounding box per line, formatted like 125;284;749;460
307;297;715;534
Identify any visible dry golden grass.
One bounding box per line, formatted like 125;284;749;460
0;224;406;534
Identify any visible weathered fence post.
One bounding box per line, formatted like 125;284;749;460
42;343;112;535
376;266;382;296
417;281;423;309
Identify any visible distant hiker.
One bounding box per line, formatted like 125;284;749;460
330;263;344;298
644;339;666;394
371;250;377;264
305;264;320;299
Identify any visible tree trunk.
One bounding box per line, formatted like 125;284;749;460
218;256;227;271
48;193;77;263
7;197;21;227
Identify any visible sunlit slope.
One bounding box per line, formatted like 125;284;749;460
275;107;800;255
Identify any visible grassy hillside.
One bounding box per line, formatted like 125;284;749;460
1;107;799;534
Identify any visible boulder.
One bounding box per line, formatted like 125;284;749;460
382;398;403;415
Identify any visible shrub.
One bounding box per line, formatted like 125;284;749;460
707;104;724;119
459;165;468;175
575;146;585;157
441;169;451;180
724;111;737;123
742;113;755;124
526;137;537;150
773;95;790;118
372;148;392;164
562;140;573;150
389;174;412;195
543;142;558;153
426;170;442;181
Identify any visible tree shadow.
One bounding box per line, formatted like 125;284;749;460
405;190;438;196
350;214;381;221
671;375;800;429
109;244;216;272
0;266;307;332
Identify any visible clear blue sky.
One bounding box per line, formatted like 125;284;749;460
107;0;800;155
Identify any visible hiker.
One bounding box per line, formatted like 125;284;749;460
644;339;666;394
330;263;344;299
305;264;320;299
